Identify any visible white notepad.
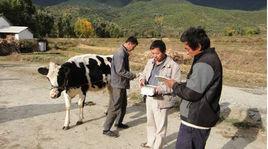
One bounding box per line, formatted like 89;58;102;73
140;85;156;96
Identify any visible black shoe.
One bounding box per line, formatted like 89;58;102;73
141;142;151;148
114;123;129;129
102;130;119;138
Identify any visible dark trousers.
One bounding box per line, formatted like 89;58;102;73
103;88;127;131
176;123;211;149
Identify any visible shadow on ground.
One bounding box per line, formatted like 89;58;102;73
0;101;95;124
222;108;263;149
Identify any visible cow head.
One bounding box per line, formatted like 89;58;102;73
38;62;69;99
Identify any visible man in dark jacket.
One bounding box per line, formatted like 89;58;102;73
103;36;138;137
164;27;223;149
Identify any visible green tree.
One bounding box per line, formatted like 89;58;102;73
57;17;64;37
55;15;75;38
154;15;164;38
94;21;123;38
108;23;123;38
61;14;75;38
94;22;110;38
0;0;36;35
35;9;54;38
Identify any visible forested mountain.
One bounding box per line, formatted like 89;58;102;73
32;0;132;7
186;0;266;11
1;0;266;38
32;0;67;6
43;0;266;37
33;0;266;10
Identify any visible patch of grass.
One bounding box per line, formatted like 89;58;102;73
224;70;266;88
0;53;22;61
22;54;68;64
128;91;144;103
130;62;144;72
0;52;69;64
48;39;79;51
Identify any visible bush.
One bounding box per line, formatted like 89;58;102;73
224;27;235;36
0;39;19;56
224;25;242;36
19;39;37;53
224;25;261;36
243;26;261;35
93;22;124;38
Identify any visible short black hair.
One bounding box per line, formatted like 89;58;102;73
150;40;166;53
125;36;138;45
180;27;210;51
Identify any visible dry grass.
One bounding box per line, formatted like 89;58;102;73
0;36;266;88
214;36;266;87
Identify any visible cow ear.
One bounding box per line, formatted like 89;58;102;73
107;57;112;63
63;66;70;75
38;67;49;75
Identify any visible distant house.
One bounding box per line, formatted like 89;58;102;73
0;16;33;40
0;16;10;28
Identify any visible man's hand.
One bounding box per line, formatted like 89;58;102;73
132;73;142;80
130;73;137;80
139;79;145;87
164;79;176;89
154;86;162;95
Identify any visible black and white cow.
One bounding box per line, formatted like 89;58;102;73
38;54;112;130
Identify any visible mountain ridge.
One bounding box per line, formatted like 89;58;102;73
33;0;266;37
33;0;267;11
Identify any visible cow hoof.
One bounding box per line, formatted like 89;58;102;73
76;121;83;125
62;126;70;130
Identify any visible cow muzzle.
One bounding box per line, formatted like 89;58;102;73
50;88;61;99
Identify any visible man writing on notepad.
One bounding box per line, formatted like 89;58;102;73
139;40;181;149
164;27;223;149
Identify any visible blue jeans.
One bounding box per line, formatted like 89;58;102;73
176;123;211;149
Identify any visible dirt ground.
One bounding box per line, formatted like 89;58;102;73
0;61;266;149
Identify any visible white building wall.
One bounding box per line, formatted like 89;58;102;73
15;34;19;40
0;17;11;29
17;29;33;40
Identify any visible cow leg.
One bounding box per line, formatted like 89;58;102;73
63;91;71;130
76;91;86;125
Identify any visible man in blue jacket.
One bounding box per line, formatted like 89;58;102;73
164;27;223;149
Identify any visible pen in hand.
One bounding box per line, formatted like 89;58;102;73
164;79;176;89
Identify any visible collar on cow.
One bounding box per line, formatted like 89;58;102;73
50;79;68;91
